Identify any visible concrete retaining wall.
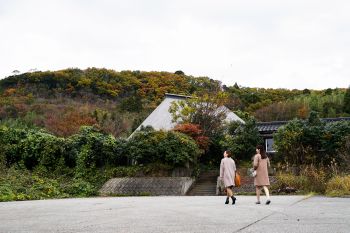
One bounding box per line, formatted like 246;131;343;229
100;177;195;196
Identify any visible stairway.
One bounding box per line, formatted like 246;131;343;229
187;170;218;196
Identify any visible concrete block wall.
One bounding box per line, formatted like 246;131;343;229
100;177;195;196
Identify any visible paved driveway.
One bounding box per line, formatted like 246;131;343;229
0;196;349;233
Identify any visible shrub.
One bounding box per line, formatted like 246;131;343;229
128;129;200;166
60;178;96;197
299;165;327;193
105;166;141;178
273;165;327;194
326;175;350;197
275;112;350;166
69;126;123;168
19;130;66;171
272;173;307;192
322;121;350;165
0;168;66;201
0;167;100;201
0;125;29;166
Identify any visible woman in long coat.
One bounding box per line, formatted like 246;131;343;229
253;145;271;205
220;150;237;205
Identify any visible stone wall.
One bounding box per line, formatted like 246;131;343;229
100;177;195;196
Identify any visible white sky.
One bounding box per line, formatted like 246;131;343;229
0;0;349;89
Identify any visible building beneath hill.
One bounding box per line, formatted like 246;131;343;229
130;93;244;137
130;93;350;156
257;117;350;154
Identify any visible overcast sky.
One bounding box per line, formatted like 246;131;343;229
0;0;349;89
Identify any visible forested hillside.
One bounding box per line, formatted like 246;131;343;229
1;68;350;201
0;68;349;137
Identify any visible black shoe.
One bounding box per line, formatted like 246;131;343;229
225;197;229;204
255;201;261;204
231;196;236;205
266;200;271;205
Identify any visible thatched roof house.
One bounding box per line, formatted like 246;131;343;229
130;93;244;137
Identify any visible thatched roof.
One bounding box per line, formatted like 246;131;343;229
130;93;244;137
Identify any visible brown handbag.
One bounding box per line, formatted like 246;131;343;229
235;172;241;187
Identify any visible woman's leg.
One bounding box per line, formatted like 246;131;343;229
225;187;230;204
230;187;236;205
255;186;261;203
227;187;233;197
263;186;271;204
262;186;270;199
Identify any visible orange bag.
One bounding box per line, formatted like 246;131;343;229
235;172;241;187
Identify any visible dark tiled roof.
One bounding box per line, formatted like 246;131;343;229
257;121;287;133
165;93;191;99
322;117;350;123
257;117;350;133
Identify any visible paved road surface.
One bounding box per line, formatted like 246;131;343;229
1;196;349;233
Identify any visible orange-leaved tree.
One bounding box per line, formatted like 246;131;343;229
173;123;210;153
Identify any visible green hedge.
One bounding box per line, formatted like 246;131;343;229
0;124;201;201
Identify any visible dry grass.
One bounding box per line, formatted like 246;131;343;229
325;175;350;197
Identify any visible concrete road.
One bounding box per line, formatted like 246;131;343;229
0;196;349;233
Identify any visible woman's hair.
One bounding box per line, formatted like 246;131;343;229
256;145;267;159
225;150;232;157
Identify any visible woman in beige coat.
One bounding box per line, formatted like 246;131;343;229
253;145;271;205
220;150;237;205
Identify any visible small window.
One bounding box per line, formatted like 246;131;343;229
265;138;276;152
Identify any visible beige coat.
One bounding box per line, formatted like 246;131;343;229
220;157;236;187
253;153;270;186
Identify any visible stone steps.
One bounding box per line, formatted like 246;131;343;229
187;168;274;196
187;170;218;196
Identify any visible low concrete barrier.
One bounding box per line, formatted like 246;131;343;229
100;177;195;196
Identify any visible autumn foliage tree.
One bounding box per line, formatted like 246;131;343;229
45;111;97;137
169;92;229;138
173;123;210;153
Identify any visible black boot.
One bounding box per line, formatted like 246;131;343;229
225;197;229;204
231;196;236;205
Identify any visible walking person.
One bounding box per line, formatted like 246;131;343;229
253;145;271;205
220;150;237;205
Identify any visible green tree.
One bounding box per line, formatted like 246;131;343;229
174;70;185;75
274;112;350;166
274;119;306;166
222;118;262;161
322;120;350;163
344;86;350;114
303;89;311;95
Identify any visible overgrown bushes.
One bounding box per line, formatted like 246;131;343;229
0;168;96;201
325;175;350;197
273;165;350;196
2;125;192;177
0;124;200;201
127;129;200;166
274;112;350;167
